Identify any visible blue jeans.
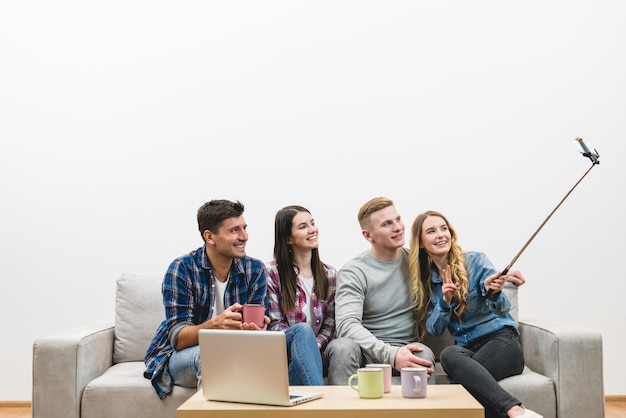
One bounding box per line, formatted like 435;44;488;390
168;345;202;389
440;327;524;418
284;323;324;385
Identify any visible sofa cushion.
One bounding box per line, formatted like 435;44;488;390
431;365;555;418
501;366;556;418
114;273;164;363
82;362;195;418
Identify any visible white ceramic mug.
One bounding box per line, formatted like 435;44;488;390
401;367;427;398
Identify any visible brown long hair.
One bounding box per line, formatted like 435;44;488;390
273;205;328;313
408;210;469;341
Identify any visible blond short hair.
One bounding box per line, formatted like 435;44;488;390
357;197;394;229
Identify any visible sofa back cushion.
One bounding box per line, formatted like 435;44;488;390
111;274;519;363
422;282;518;360
114;273;164;363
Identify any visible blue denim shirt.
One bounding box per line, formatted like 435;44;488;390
144;245;267;398
425;251;518;347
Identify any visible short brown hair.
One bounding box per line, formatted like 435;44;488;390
197;199;245;239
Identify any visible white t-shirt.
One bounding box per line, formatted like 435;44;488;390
300;276;315;326
212;277;228;317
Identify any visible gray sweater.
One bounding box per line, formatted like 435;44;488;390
335;247;419;366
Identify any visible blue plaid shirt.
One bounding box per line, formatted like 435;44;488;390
144;245;267;398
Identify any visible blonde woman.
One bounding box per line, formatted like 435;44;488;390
409;211;541;418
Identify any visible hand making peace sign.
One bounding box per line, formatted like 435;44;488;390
441;265;460;306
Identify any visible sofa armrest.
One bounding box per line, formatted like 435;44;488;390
518;318;604;418
33;323;115;418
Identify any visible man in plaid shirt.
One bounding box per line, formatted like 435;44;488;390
144;199;268;399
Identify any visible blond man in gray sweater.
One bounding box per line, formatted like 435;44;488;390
327;197;435;385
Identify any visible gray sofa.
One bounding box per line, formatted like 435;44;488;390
32;273;605;418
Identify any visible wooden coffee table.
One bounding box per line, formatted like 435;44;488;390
177;384;483;418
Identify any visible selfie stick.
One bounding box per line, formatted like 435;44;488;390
492;138;600;285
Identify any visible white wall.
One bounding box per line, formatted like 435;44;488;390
1;1;624;400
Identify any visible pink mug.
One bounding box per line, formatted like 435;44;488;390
242;304;265;327
366;363;392;393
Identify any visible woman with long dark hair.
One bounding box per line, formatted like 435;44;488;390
266;205;337;385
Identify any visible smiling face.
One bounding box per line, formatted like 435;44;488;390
287;210;319;252
208;215;249;259
419;215;451;260
363;205;405;258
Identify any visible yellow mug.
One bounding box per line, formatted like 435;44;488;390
348;367;384;399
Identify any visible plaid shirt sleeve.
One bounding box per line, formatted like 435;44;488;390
163;257;208;329
315;264;337;350
145;247;210;399
266;261;291;331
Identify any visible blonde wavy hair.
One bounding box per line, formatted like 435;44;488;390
408;210;469;341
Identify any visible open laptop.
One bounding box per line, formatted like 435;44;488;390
198;329;324;406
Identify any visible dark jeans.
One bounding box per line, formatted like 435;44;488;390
440;327;524;418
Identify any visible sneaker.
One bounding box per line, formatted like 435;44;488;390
518;409;543;418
